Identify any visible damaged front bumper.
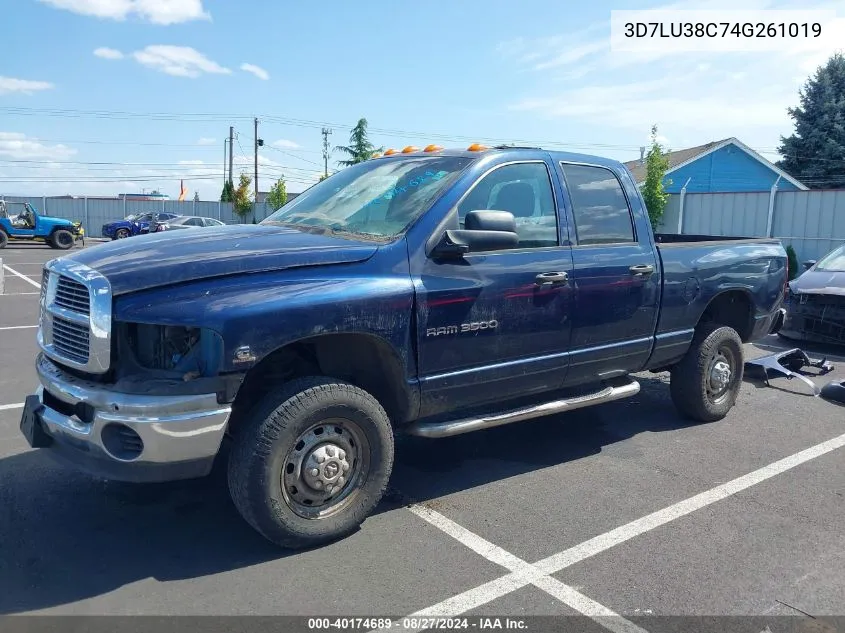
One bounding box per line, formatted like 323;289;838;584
780;292;845;346
20;354;231;482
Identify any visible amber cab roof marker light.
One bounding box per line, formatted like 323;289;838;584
467;143;488;151
423;144;443;152
384;148;398;155
401;146;420;153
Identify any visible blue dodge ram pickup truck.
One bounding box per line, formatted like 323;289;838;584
20;145;788;549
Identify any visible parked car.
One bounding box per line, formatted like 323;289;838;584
154;215;226;231
102;212;180;240
779;243;845;346
20;145;788;550
0;200;84;250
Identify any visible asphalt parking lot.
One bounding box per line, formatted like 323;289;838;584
1;242;844;630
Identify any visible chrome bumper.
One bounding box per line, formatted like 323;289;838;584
30;354;231;482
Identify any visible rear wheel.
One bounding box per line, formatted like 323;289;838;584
51;229;75;250
670;324;744;422
227;376;394;549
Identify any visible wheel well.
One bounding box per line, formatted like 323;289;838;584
227;333;416;437
697;290;754;342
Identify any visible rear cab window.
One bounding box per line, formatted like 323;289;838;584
559;163;636;246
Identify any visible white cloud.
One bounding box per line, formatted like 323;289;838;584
93;47;124;59
271;139;300;149
38;0;210;25
0;132;77;160
132;45;231;78
498;0;845;154
0;76;54;95
240;63;269;81
197;137;216;145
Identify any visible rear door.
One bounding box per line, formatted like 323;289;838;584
414;158;576;415
555;161;660;384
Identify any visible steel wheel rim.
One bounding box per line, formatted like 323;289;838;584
706;345;736;404
280;418;370;520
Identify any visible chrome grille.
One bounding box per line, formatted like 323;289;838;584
54;276;90;315
52;316;90;364
40;260;112;374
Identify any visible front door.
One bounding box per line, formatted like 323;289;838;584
414;160;576;417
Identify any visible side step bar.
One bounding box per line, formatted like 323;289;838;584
406;377;641;438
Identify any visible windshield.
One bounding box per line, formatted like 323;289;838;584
262;155;475;238
814;244;845;272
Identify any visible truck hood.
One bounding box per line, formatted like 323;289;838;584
790;269;845;296
66;224;380;295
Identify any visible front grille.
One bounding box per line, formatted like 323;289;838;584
52;316;90;364
55;276;90;315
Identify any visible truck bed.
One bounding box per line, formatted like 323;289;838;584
654;233;781;246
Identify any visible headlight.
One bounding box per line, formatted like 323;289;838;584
119;323;224;377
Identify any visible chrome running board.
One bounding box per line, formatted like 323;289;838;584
406;377;641;438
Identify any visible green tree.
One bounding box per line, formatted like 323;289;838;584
641;124;673;231
335;118;382;166
777;53;845;189
233;173;253;219
220;181;234;202
266;176;288;210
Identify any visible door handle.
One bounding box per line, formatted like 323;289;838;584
629;264;655;276
535;271;569;286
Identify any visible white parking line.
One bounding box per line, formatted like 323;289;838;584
2;265;41;290
407;505;647;633
0;403;24;411
0;293;40;296
0;325;37;331
383;431;845;629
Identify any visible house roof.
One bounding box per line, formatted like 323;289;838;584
623;137;808;191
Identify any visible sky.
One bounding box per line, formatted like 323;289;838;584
2;0;844;199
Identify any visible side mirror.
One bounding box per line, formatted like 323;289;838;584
803;260;816;270
432;210;519;258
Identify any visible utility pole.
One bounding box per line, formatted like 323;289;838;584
254;117;264;202
228;126;234;187
321;127;332;178
223;137;228;188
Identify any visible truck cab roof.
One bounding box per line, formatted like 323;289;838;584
372;144;627;172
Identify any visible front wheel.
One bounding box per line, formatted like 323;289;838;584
0;231;7;249
227;377;394;549
51;229;75;250
114;228;130;240
670;324;744;422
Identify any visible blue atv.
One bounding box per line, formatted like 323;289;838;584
0;201;84;250
102;211;180;240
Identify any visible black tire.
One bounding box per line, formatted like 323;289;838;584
227;376;394;549
0;231;7;249
52;229;75;250
670;324;744;422
115;228;130;240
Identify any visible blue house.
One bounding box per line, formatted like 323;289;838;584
624;137;807;193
